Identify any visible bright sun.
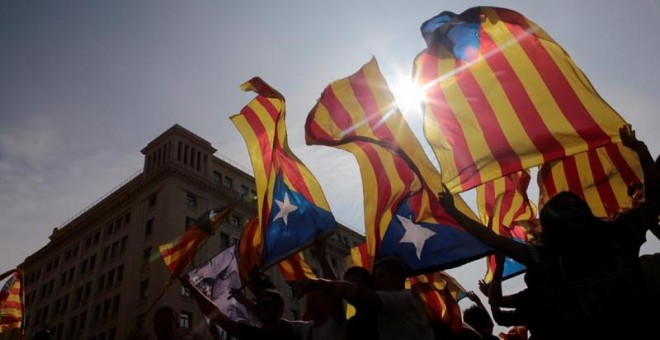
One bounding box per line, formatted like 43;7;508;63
391;77;425;116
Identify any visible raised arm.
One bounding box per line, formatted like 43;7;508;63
297;279;382;311
180;276;240;336
438;190;532;266
620;125;660;231
488;254;524;327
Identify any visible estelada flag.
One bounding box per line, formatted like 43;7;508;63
231;78;336;268
0;269;23;333
307;58;490;274
159;205;233;285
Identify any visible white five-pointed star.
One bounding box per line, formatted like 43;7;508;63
397;215;436;260
273;192;298;225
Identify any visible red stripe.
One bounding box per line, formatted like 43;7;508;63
418;51;482;188
586;149;620;213
256;96;280;121
356;141;397;250
454;59;523;177
562;156;585;199
539;164;558;199
484;180;496;224
305;116;337;145
498;175;516;231
241;106;274;174
497;9;611;149
1;301;22;309
318;87;358;138
479;31;566;163
275;147;314;201
349;69;397;141
605;144;641;186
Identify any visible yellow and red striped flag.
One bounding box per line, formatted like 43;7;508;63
0;269;23;333
347;243;373;271
538;142;643;219
414;7;627;193
159;206;233;285
232;77;336;268
307;58;490;274
278;252;317;282
237;217;263;287
476;171;538;282
408;272;466;333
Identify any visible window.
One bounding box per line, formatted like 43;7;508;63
112;295;120;315
240;185;249;197
142;247;152;266
179;311;192;329
230;215;240;228
222;176;233;188
250;189;257;200
145;218;154;236
124;212;131;224
213;171;222;184
186;193;197;208
220;233;229;249
79;311;86;330
120;236;128;252
117;265;124;282
185;217;196;230
180;283;191;297
106;222;114;236
148;193;157;207
139;280;149;299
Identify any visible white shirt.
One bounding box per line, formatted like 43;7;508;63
376;290;434;340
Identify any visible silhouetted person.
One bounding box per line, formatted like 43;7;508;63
182;277;300;340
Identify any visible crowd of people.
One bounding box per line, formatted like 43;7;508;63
117;124;658;340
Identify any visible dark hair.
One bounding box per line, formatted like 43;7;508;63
463;304;492;330
343;266;372;286
373;256;409;279
154;306;177;320
258;289;284;308
539;191;596;245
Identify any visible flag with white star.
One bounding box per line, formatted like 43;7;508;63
306;58;491;274
232;78;336;269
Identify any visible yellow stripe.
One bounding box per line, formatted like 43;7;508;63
483;9;579;154
311;102;345;141
433;46;493;190
532;15;625;143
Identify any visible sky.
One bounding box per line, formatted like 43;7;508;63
2;0;659;332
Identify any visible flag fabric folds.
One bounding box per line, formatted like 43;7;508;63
187;245;249;337
0;269;23;333
348;243;373;271
278;252;317;282
476;171;538;282
159;206;233;285
538;142;643;219
414;6;627;193
237;217;263;286
306;58;490;274
231;77;337;268
408;272;466;333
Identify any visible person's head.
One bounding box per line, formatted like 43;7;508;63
303;287;333;325
343;266;372;288
372;256;408;291
31;329;53;340
153;306;178;340
539;192;596;246
255;289;285;324
462;304;494;338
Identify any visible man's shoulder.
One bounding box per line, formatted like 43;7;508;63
175;327;203;340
